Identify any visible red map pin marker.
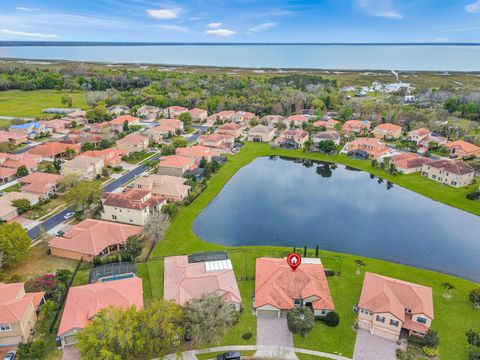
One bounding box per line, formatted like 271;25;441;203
287;253;302;271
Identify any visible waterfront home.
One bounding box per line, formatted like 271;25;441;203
39;119;69;133
165;105;188;119
108;115;140;133
445;140;480;159
58;277;143;347
0;282;44;346
0;130;28;145
342;120;371;135
261;115;286;128
157;155;196;177
197;133;235;152
254;257;334;318
9;121;49;139
61;156;104;180
421;159;475;187
116;133;149;154
287;114;309;128
49;219;143;261
157;118;184;131
0;192;39;221
275;129;309;149
145;124;177;143
0;153;42;173
137;105;162;121
19;172;63;199
313;119;340;130
132;174;190;201
176;145;220;163
0;167;17;184
358;272;434;341
391;153;432;174
216;122;244;138
343;138;393;160
232;111;255;125
313;131;341;146
80;148;126;167
248;124;275;142
373;123;402;139
101;188;166;226
189;108;208;122
107;105;130;116
164;254;242;309
28;142;80;159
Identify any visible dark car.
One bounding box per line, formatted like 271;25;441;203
3;351;16;360
216;352;241;360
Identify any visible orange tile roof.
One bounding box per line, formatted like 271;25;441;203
109;115;139;125
0;167;16;178
20;172;62;195
359;272;434;321
58;277;143;336
28;142;80;157
176;145;219;159
158;119;183;129
445;140;480;153
392;153;432;169
159;155;195;169
374;123;402;132
287;115;308;122
101;189;165;210
410;128;430;136
0;282;44;324
313;120;327;128
116;133;149;146
218;123;243;131
49;219;143;257
169;105;188;112
255;257;334;311
189;108;207;115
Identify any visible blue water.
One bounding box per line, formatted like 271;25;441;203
193;157;480;282
1;44;480;71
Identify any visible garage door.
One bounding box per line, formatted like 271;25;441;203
373;327;398;341
257;310;279;318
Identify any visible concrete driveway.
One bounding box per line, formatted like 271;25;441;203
257;317;294;347
353;330;397;360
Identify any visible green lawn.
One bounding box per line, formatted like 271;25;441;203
143;142;480;359
0;90;88;118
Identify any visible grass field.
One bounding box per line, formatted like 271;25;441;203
143;142;480;359
0;89;88;118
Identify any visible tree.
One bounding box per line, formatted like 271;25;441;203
303;245;307;257
77;306;144;360
317;140;335;153
161;202;179;220
140;299;184;356
66;180;102;212
287;306;314;337
123;120;129;132
86;105;110;123
0;222;31;268
184;293;239;345
53;157;62;172
441;281;455;298
424;329;440;348
470;287;480;307
354;259;366;275
17;339;47;360
81;142;95;151
121;236;142;261
172;136;188;148
12;198;32;215
467;329;480;348
65;147;76;160
144;212;170;244
61;94;73;108
323;311;340;327
178;112;192;128
315;244;320;257
199;157;207;168
16;165;28;177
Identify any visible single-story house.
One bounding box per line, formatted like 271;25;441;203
421;159;475;187
208;110;235;124
232;111;255;125
0;167;17;184
157;155;196;177
0;130;28;145
445;140;480;159
0;153;42;173
132;174;191;201
0;191;39;221
157;118;184;131
19;172;63;199
28;142;80;159
248;125;275;143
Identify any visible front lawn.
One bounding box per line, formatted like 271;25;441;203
143;142;480;359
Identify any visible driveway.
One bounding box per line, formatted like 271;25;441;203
62;346;80;360
353;330;397;360
257;317;293;347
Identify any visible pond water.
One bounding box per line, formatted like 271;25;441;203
193;156;480;282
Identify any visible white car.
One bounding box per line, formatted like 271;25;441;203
63;212;75;220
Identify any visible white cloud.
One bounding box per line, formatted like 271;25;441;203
146;8;183;20
15;7;39;11
206;28;235;36
355;0;403;19
248;22;277;33
208;22;222;28
0;28;59;38
466;0;480;13
157;24;189;32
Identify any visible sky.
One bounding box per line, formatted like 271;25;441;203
0;0;480;43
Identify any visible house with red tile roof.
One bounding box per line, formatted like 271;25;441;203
176;145;220;163
0;167;17;184
132;175;190;201
116;133;149;154
63;110;87;125
61;156;104;180
313;119;340;130
0;282;44;346
39;119;69;133
407;128;431;143
0;153;41;173
108;115;140;133
407;128;447;148
90;121;111;134
80;148;126;167
197;133;235;153
157;155;196;177
137;105;162;121
28;142;80;159
57;277;143;347
101;188;166;226
254;257;334;318
358;272;434;341
421;159;475;187
164;255;241;309
248;125;275;143
232;111;255;126
275;129;309;149
216;122;244;138
445;140;480;159
261;115;286;128
145;124;177;143
0;192;39;221
343;138;394;160
49;219;143;261
342;120;371;135
19;172;63;199
189;108;208;122
313;131;341;146
165;106;188;119
0;130;28;145
392;153;432;174
373;123;402;139
157;118;184;130
287;115;309;128
66;131;103;147
207;110;235;124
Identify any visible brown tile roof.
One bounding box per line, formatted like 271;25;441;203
28;142;80;157
445;140;480;153
101;189;166;210
426;159;475;175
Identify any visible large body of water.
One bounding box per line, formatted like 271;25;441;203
1;44;480;71
193;157;480;282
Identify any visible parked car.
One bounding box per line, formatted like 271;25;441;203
3;351;16;360
55;230;65;237
216;352;241;360
63;212;75;220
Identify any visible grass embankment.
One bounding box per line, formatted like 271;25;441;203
0;89;87;118
144;142;479;359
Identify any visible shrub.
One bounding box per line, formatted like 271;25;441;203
242;331;253;340
424;329;440;348
323;311;340;327
324;269;335;276
469;350;480;360
422;346;439;358
287;307;314;337
470;287;480;307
